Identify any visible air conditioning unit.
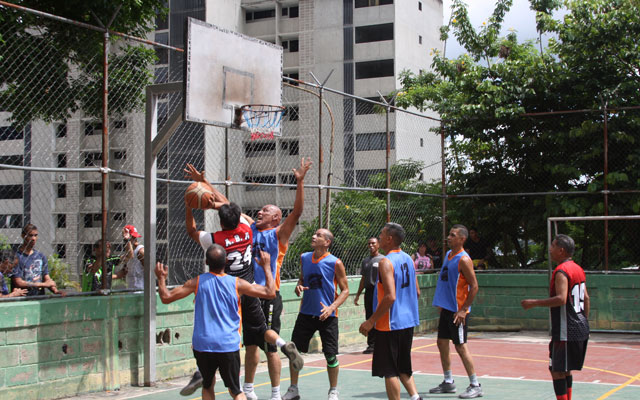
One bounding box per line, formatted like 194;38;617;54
58;173;66;182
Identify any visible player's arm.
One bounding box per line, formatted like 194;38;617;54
155;262;196;304
354;265;366;306
185;205;205;244
583;284;590;318
241;213;255;226
42;274;60;294
359;257;395;336
319;259;349;320
521;271;568;310
294;266;307;297
238;250;275;299
184;163;229;206
11;276;49;289
277;158;312;243
454;255;478;325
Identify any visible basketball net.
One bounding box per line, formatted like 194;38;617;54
241;104;284;141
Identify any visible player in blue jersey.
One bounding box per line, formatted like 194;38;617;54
359;222;423;400
282;228;349;400
430;224;482;399
155;244;274;400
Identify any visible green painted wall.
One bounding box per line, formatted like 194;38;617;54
1;273;637;399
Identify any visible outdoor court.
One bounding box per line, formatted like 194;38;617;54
74;331;640;400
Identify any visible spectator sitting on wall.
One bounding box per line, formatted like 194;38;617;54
82;240;119;292
11;224;61;296
1;249;27;298
464;227;491;270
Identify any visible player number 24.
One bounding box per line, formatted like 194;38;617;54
571;282;586;313
228;246;253;271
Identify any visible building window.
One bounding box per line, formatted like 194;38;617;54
83;152;102;167
56;124;67;138
114;120;127;129
245;141;276;158
113;212;126;221
356;132;395;151
0;126;23;141
419;35;422;44
244;175;276;191
0;185;23;200
355;23;394;44
55;244;66;258
419;172;424;181
355;59;394;79
283;72;300;86
113;150;126;160
355;0;393;8
84;213;102;228
157;180;167;205
418;1;422;11
113;181;126;191
157;209;167;240
57;153;67;168
84;182;102;197
57;214;66;228
155;47;168;64
289;6;299;18
278;173;296;189
155;13;168;30
356;169;386;185
355;96;395;115
0;155;23;166
57;184;66;198
246;9;276;22
155;66;169;84
0;214;23;229
420;138;424;147
84;122;102;136
284;105;299;121
280;140;299;156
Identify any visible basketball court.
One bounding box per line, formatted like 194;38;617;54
73;331;640;400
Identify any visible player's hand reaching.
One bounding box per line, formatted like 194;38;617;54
293;157;312;181
155;262;169;281
294;283;308;297
184;163;206;183
255;250;271;270
354;294;360;306
319;301;335;321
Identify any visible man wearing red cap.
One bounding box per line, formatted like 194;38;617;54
114;224;144;290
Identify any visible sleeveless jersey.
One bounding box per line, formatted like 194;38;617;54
299;252;339;317
373;249;420;331
200;223;254;282
251;223;287;289
192;272;242;352
413;253;432;272
433;249;471;313
550;260;590;341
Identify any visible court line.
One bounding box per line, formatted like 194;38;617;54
596;371;640;400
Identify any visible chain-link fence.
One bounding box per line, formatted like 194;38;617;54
1;4;638;294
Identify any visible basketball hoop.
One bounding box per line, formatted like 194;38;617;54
240;104;284;140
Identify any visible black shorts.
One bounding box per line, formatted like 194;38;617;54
372;327;414;378
549;339;588;372
291;313;339;355
258;291;283;353
193;350;241;395
437;308;468;345
241;295;268;347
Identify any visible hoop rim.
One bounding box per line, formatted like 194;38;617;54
240;104;286;112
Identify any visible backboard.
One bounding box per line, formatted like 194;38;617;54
184;18;283;132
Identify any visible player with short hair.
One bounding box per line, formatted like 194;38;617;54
354;237;384;354
282;228;349;400
521;234;590;400
155;244;274;400
359;222;422;400
430;224;482;399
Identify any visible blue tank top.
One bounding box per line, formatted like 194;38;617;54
433;250;471;313
373;250;420;331
252;223;287;289
299;252;339;317
192;272;241;352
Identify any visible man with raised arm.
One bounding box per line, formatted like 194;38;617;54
282;228;349;400
429;224;482;399
155;245;274;400
359;223;422;400
521;234;590;400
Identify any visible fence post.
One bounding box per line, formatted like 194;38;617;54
441;124;447;255
310;71;333;228
603;106;609;271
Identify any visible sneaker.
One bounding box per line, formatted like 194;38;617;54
362;347;374;354
180;370;203;396
459;384;483;399
429;380;456;394
282;385;300;400
244;389;258;400
281;342;304;372
327;389;339;400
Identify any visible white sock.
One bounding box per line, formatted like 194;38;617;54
469;373;479;386
275;338;286;348
271;386;281;396
410;395;421;400
243;382;254;392
444;370;453;383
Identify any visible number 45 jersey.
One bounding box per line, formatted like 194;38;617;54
200;221;254;283
550;260;590;341
373;249;420;331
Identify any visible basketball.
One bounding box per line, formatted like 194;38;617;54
184;182;214;209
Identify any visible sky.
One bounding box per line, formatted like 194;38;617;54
441;0;564;58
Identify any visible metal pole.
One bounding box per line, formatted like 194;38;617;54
385;105;391;223
441;125;447;258
225;128;229;199
603;107;609;272
318;85;324;228
100;30;110;290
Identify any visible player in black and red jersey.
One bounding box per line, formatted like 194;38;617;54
182;165;303;397
521;234;590;400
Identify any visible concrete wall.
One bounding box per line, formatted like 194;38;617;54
2;272;637;399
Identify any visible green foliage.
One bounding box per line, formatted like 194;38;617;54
0;234;11;250
48;253;81;291
396;0;640;269
0;0;166;128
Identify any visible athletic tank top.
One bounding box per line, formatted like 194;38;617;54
373;249;420;331
299;252;339;317
433;249;471;313
210;224;253;282
251;223;287;289
550;260;590;341
192;272;241;352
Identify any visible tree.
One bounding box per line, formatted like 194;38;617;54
0;0;166;128
396;0;640;269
